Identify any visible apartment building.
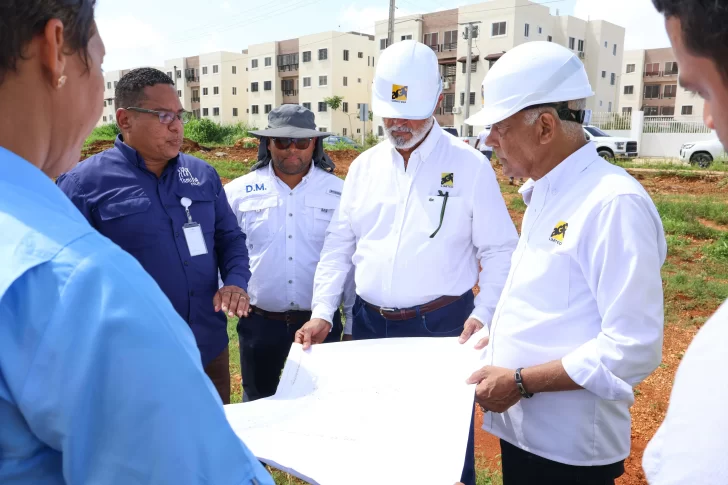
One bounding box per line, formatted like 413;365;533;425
618;47;703;119
98;69;130;126
374;0;626;135
246;31;375;136
198;51;248;124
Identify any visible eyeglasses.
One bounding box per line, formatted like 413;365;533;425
272;137;313;150
124;107;193;125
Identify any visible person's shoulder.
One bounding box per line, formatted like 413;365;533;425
59;147;122;187
585;158;653;202
438;130;487;168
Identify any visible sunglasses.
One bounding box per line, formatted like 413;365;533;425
272;137;313;150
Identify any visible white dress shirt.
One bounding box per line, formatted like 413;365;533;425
311;121;518;326
476;128;492;152
482;143;667;466
225;162;355;333
642;301;728;485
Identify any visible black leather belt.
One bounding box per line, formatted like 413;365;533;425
250;306;311;324
363;295;462;321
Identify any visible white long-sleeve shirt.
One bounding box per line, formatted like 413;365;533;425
225;162;355;333
483;143;667;466
311;121;518;326
642;301;728;484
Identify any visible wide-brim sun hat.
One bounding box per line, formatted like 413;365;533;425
250;104;331;138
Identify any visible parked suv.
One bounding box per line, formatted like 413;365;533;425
680;138;726;168
583;126;639;160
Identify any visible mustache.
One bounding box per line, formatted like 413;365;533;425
386;125;414;134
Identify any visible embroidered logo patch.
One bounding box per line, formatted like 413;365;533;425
441;172;454;188
327;189;342;197
550;221;569;245
178;167;201;186
392;84;408;103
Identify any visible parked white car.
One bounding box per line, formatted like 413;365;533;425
583;126;639;160
680;138;726;168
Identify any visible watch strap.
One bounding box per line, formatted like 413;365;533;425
515;367;534;399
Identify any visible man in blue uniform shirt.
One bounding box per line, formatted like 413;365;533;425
57;68;250;403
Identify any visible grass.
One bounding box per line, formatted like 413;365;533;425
323;140;364;152
615;160;728;172
85;123;120;146
654;197;728;239
185;119;258;145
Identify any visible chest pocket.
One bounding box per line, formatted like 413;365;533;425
238;195;279;250
422;194;464;238
513;242;571;311
174;185;217;234
96;197;158;249
305;194;338;241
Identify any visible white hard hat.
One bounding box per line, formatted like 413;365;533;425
466;41;594;126
372;40;443;120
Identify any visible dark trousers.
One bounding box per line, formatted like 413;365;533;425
500;439;625;485
238;309;343;402
353;291;476;485
204;346;231;404
481;149;493;161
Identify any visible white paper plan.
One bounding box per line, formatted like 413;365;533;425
224;337;486;485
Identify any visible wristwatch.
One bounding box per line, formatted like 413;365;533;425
515;368;534;399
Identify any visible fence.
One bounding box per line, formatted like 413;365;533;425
643;116;713;134
589;112;632;131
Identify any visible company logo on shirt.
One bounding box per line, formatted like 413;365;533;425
392;84;408;103
441;172;454;188
178;167;201;186
327;189;342;197
245;183;266;193
550;221;569;245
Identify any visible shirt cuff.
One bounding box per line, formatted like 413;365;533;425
467;306;492;329
311;304;336;325
222;274;249;292
561;339;635;402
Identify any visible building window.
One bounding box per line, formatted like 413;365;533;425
232;66;237;74
303;51;311;62
622;107;632;115
107;81;111;89
343;77;348;87
610;73;616;85
645;62;660;76
319;76;327;86
401;35;412;41
265;57;272;67
460;92;476;106
251;105;259;114
114;81;118;88
319;127;327;132
264;104;272;114
303;102;311;110
176;70;181;79
233;108;238;117
608;102;612;112
682;105;693;115
318;48;328;60
103;116;107;122
613;44;617;56
665;61;678;74
213;107;219;116
661;106;675;116
246;109;249;114
624;85;634;95
303;77;311;87
644;85;660;99
664;84;677;98
569;37;575;50
358;52;363;58
442;30;458;50
251;82;259;92
626;64;635;73
177;90;182;97
251;59;258;69
318;102;327;112
424;32;439;47
538;26;542;34
578;39;584;52
343;50;349;61
202;66;208;75
264;81;272;91
604;41;608;48
232;87;237;95
203;108;209;116
524;23;529;37
203;87;209;95
492;21;506;36
378;126;384;137
103;100;106;107
644;106;659;116
357;128;361;134
602;71;606;78
166;71;173;79
462;61;477;74
343;102;348;112
547;35;553;42
213;86;219;95
213;65;219;74
380;38;388;50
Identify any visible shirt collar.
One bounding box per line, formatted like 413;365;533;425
114;134;180;172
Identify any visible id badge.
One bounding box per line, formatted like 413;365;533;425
183;222;208;256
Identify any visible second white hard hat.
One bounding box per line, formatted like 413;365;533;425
372;40;443;120
466;41;594;126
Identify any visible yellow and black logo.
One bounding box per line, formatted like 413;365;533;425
392;84;408;103
441;172;454;188
549;221;568;245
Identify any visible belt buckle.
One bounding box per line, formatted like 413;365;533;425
379;306;396;316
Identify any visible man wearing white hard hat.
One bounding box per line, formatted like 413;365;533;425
462;41;666;484
295;40;518;484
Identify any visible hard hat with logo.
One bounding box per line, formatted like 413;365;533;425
372;40;443;120
466;41;594;127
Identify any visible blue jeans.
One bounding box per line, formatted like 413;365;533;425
352;291;477;485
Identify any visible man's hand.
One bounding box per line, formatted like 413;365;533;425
213;285;250;318
467;365;522;414
458;318;484;344
342;334;353;341
294;318;332;350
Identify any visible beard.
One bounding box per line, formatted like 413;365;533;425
385;117;435;149
271;154;311;176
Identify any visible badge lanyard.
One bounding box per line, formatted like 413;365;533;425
180;197;208;257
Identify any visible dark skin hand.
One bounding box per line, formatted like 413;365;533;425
213;285;250;318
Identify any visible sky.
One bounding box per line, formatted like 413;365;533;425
96;0;671;72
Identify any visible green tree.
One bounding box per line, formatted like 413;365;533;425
324;95;344;112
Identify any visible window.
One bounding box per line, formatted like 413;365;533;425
213;86;219;95
622;107;632;115
176;69;182;78
232;87;237;95
443;30;458;50
264;104;272;114
358;52;363;58
213;107;219;116
319;76;327;86
492;21;506;36
107;81;111;89
102;116;107;122
233;108;238;117
610;73;616;85
602;71;606;78
103;100;106;107
203;66;208;75
343;49;349;61
661;106;675;116
282;79;295;93
682;105;693;115
626;64;635;73
569;37;575;50
401;35;412;41
343;102;348;112
608;102;612;112
213;65;218;74
644;85;660;98
644;106;659;116
114;81;118;88
578;39;584;52
303;51;311;62
357;128;361;134
613;44;617;56
462;61;477;74
265;57;271;67
303;77;311;87
524;23;530;37
343;128;347;136
203;87;209;95
380;38;389;50
318;102;327;112
251;105;259;114
460;92;476;106
177;90;182;97
343;77;348;87
645;62;659;75
547;35;553;42
166;71;173;79
538;26;543;34
378;126;384;137
664;84;677;98
424;32;439;47
264;81;271;91
251;82;259;92
251;59;258;69
358;78;362;83
443;93;455;112
319;127;327;132
624;85;634;95
665;61;678;74
203;108;209;116
303;102;312;110
604;41;608;48
318;49;328;60
232;66;237;74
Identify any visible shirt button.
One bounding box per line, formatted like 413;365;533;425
288;257;293;261
288;235;293;239
288;280;293;284
184;261;189;266
289;192;293;196
289;213;293;217
290;302;295;306
175;232;180;237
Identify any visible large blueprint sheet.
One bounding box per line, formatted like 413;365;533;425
224;337;484;485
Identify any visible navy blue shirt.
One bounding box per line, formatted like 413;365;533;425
57;136;250;366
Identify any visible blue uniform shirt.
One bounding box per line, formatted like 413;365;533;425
0;147;272;484
57;136;250;366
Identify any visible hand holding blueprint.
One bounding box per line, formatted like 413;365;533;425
224;337;486;485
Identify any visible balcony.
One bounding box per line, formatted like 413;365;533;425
427;44;440;52
282;90;298;97
438;106;456;115
440;42;457;52
278;64;299;72
186;75;199;83
191;97;200;103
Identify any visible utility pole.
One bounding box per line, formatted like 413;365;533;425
387;0;395;48
459;21;480;137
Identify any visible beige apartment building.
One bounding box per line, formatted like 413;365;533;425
374;0;626;135
618;47;704;119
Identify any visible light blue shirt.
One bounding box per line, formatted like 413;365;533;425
0;147;273;484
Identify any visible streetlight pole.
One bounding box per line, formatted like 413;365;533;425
459;21;480;137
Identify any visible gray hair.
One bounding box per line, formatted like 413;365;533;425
524;99;587;142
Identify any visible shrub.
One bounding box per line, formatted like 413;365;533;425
184;119;258;145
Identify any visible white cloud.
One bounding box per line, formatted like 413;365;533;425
221;1;232;11
337;4;414;34
574;0;670;50
96;15;169;70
